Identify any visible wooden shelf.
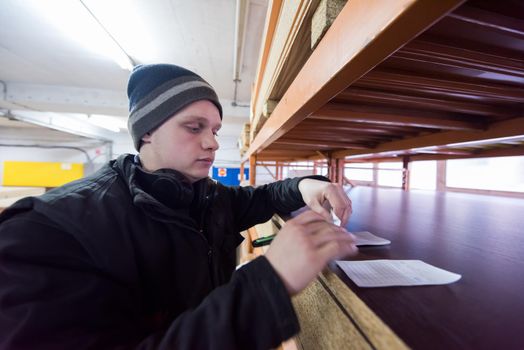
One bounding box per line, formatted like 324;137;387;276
245;0;524;164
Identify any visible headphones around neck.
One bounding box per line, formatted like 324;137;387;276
133;155;209;209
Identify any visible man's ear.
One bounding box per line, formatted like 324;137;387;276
141;132;152;144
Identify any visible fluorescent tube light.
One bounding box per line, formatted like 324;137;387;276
29;0;134;70
68;114;126;133
445;135;524;148
81;0;156;63
88;114;127;132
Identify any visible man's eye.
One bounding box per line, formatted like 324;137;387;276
187;126;201;133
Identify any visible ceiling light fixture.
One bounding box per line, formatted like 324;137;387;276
29;0;135;70
88;114;127;132
80;0;156;63
445;135;524;148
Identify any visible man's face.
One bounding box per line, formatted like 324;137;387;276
141;100;221;182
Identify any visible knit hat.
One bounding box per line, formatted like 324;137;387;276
127;64;223;150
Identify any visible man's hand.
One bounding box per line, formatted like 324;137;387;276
265;210;358;295
298;178;352;227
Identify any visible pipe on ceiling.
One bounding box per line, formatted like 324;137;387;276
233;0;248;82
232;0;249;106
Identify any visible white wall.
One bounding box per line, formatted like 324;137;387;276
0;123;248;183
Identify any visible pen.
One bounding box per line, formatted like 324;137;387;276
252;234;276;247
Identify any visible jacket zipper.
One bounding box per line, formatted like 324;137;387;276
197;194;215;288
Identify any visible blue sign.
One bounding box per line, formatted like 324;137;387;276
212;167;249;185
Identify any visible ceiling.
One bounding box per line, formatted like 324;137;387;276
0;0;268;164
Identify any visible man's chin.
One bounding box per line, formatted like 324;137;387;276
186;171;211;183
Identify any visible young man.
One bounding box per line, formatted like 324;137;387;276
0;64;357;349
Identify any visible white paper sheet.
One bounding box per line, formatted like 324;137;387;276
335;260;461;287
352;231;391;246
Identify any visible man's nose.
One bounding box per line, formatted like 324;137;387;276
202;131;219;150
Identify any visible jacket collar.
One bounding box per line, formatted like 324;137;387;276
113;154;214;223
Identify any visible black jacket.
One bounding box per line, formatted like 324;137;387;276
0;154;312;349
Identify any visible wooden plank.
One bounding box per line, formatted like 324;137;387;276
337;87;515;117
251;99;279;141
298;120;423;134
286;129;393;139
328;145;524;162
396;40;524;78
448;5;524;39
249;155;257;186
243;0;465;162
266;0;321;99
332;117;524;158
409;144;524;161
0;186;46;199
273;138;372;149
311;0;347;49
251;0;283;114
0;187;46;209
292;278;373;349
357;70;524;103
311;103;486;130
237;230;253;265
251;0;319;141
291;271;409;349
320;270;409;349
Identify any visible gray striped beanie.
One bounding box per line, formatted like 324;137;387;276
127;64;223;150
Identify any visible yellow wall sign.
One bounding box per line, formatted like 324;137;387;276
2;161;84;187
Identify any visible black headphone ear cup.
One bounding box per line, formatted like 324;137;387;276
150;175;194;208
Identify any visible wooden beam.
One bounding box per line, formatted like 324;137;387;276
446;145;524;159
417;149;472;156
436;160;446;192
242;0;465;162
263;165;277;180
336;158;344;184
327;154;335;182
297;120;421;134
362;145;524;162
258;156;315;162
240;162;245;182
332;117;524;158
312;103;484;130
249;155;257;186
273;138;372;149
258;150;316;161
286;131;395;143
401;156;410;191
337;87;515;117
396;40;524;77
286;129;389;137
339;148;473;162
357;70;524;103
448;5;524;38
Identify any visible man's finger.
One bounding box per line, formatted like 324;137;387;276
292;209;329;225
317;239;358;264
308;202;332;222
311;229;354;247
333;205;351;227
